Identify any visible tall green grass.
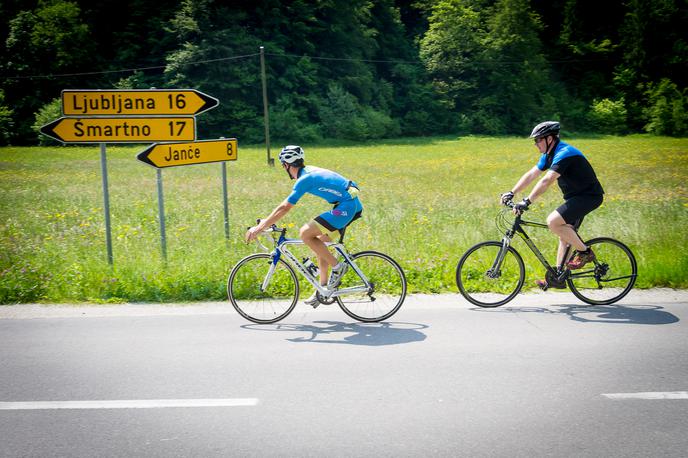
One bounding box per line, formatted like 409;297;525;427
1;135;686;303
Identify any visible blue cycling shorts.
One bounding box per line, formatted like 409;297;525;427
313;198;363;237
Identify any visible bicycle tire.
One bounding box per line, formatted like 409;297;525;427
567;237;637;305
227;253;299;324
335;251;407;322
456;241;525;307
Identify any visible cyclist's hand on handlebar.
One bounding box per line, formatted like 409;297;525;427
500;191;514;205
245;225;262;243
512;198;531;215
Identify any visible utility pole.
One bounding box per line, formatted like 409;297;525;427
260;46;274;167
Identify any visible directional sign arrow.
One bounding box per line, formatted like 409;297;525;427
62;89;219;116
40;117;196;143
137;139;238;168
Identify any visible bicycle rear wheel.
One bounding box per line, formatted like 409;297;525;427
567;237;637;305
456;241;525;307
336;251;407;322
227;253;299;324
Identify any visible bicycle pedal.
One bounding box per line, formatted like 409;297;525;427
535;279;549;291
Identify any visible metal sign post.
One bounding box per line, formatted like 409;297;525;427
221;162;230;239
99;143;113;265
156;169;167;261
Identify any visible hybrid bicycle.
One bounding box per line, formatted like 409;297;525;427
228;225;407;323
456;201;637;307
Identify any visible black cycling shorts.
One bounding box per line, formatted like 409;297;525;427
556;194;603;228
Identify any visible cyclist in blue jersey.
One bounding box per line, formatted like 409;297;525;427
500;121;604;290
245;145;363;305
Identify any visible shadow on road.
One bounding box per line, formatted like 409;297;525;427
241;321;428;346
472;304;679;325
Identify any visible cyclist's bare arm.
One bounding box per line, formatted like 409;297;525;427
245;199;294;242
526;170;559;203
511;166;543;196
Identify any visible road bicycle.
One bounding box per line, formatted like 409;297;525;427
456;201;637;307
227;224;407;324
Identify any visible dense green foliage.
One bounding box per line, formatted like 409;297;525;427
0;0;686;145
1;136;687;303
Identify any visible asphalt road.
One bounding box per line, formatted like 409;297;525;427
1;290;687;457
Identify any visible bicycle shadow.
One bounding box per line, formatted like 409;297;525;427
241;321;428;346
472;303;679;325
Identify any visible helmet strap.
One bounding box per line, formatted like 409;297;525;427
284;163;297;180
545;136;557;154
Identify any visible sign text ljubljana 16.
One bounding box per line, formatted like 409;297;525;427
61;89;219;116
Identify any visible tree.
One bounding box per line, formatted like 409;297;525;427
616;0;688;130
480;0;559;133
643;79;688;136
420;0;490;125
3;0;95;143
420;0;563;134
0;90;13;145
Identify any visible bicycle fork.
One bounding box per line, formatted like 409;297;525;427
260;252;281;292
487;237;512;279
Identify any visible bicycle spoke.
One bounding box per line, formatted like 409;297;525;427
228;254;299;323
456;241;524;307
336;251;406;322
567;237;637;305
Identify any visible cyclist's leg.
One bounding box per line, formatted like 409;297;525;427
556;238;571;271
552;195;604;268
547;211;585;267
548;197;599;251
300;222;338;285
310;200;361;286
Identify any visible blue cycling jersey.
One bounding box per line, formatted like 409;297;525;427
536;140;604;199
287;166;359;205
536;140;583;170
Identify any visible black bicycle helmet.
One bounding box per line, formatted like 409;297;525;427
529;121;560;138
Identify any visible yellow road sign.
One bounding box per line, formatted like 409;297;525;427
61;89;219;116
137;139;238;168
40;117;196;143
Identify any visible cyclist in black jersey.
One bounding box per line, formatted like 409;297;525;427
500;121;604;290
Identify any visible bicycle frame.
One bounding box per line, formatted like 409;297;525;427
495;212;574;282
258;228;373;299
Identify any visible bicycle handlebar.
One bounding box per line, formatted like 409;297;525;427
503;199;528;212
247;220;287;251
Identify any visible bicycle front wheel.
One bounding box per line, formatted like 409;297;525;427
227;253;299;324
567;237;637;305
456;241;525;307
336;251;407;322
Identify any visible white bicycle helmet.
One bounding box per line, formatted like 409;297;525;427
278;145;305;164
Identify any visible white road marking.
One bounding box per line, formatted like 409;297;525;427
602;391;688;400
0;398;259;410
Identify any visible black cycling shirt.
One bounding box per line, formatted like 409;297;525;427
537;140;604;199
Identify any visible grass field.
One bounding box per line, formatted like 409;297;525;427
1;135;687;304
